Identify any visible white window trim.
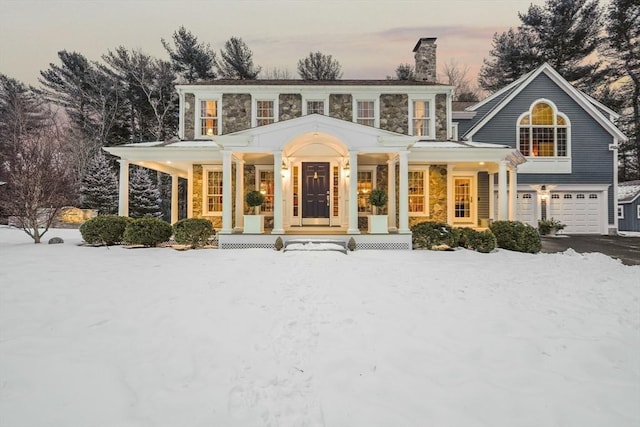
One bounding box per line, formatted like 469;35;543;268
252;96;279;127
515;99;572;173
408;166;430;216
637;205;640;219
408;95;436;139
302;95;329;116
353;97;380;128
617;205;624;219
357;166;377;216
195;97;222;138
255;165;275;214
202;165;223;216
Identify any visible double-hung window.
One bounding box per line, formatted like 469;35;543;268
357;168;375;214
199;100;219;137
255;167;275;213
307;100;325;115
256;100;275;126
408;167;429;215
203;167;223;215
409;97;435;138
355;100;376;127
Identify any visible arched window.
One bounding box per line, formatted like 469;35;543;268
517;101;569;157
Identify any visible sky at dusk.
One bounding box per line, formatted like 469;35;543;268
1;0;545;87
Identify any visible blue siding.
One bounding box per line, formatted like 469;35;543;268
619;200;640;231
470;73;616;224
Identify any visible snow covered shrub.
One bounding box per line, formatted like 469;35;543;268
80;215;130;246
274;236;284;251
48;237;64;244
458;227;496;253
411;221;460;250
172;218;214;248
123;218;172;247
489;220;541;253
347;237;356;251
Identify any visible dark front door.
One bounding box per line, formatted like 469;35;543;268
302;162;330;225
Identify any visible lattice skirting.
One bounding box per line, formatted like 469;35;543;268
218;233;412;250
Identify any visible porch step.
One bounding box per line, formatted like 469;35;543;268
283;239;348;254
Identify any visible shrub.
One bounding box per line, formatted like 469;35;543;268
458;227;496;253
411;221;460;250
173;218;214;248
48;237;64;244
80;215;130;245
274;236;284;251
347;237;356;251
538;218;566;235
489;220;541;253
123;217;173;247
368;188;388;209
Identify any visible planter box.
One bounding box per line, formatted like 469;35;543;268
243;215;264;234
368;215;388;234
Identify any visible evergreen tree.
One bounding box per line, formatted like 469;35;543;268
603;0;640;180
479;0;603;92
217;37;261;79
129;167;163;218
80;151;119;214
387;64;415;81
297;52;343;80
161;26;217;83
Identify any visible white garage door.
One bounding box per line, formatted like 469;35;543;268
549;192;602;234
493;192;537;227
517;192;536;227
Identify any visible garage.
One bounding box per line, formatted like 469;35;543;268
516;192;537;227
548;192;602;234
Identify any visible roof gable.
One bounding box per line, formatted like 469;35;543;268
463;64;626;142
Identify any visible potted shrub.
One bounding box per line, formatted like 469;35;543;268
538;218;566;236
244;190;265;234
367;188;389;234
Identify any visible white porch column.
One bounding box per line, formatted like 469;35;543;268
272;151;284;234
347;150;360;234
234;158;245;232
447;164;455;225
398;151;410;234
171;174;179;224
498;160;508;220
488;172;495;221
118;159;129;217
187;165;193;218
220;150;233;234
387;155;397;232
508;166;518;220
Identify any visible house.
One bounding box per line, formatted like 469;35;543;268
617;181;640;232
104;37;626;249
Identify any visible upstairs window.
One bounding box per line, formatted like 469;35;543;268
200;100;219;136
356;100;375;127
256;100;275;126
412;101;431;137
307;100;325;115
518;101;569;157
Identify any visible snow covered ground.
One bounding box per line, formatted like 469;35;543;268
1;226;639;427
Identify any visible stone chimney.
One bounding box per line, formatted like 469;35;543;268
413;37;437;83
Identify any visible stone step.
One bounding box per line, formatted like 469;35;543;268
283;239;348;254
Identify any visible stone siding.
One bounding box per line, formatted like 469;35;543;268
184;93;195;140
429;165;447;222
329;94;353;121
279;94;302;121
435;94;447;140
222;94;251;134
380;94;408;134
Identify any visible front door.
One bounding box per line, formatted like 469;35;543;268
302;162;330;225
453;177;475;225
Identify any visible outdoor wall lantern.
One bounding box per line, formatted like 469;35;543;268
343;159;350;177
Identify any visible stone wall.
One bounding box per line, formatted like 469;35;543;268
184;93;195;140
435;94;447;140
279;94;302;121
222;94;251;134
329;94;353;121
429;165;447;222
192;165;203;218
380;94;408;134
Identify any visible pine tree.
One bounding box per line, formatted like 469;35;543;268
297;52;343;80
479;0;603;92
387;64;415;81
129;167;162;218
217;37;261;80
161;26;217;83
80;151;119;214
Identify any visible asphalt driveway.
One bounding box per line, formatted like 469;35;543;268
540;234;640;266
